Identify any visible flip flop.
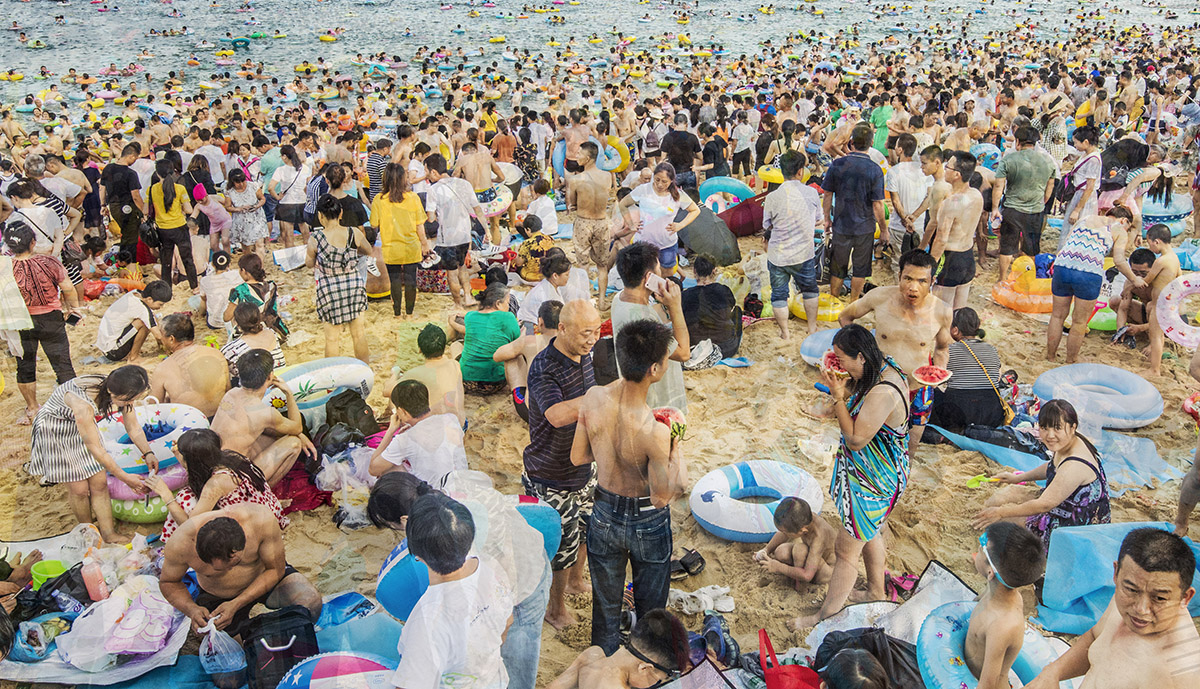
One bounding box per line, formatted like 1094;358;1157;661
680;548;706;576
887;571;919;594
717;357;751;368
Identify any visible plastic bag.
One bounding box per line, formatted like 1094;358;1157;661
57;596;125;672
105;585;176;655
332;471;372;531
199;618;248;689
57;524;103;567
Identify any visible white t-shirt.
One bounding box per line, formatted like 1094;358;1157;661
379;413;468;486
408;158;430;194
516;279;563;326
392;557;513;689
884;160;931;233
527;195;558;236
196;144;227;186
630;183;696;249
428;177;477;247
198;269;244;329
131;159;156;204
269;162;312;205
95;291;153;354
731;123;756;153
40;177;82;204
9;206;65;250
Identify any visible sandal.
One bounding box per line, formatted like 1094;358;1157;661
679;548;706;576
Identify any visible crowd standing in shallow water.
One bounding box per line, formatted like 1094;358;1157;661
2;0;1200;687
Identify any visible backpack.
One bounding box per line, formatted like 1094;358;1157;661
242;606;319;689
325;389;381;437
644;121;663;150
592;337;619;386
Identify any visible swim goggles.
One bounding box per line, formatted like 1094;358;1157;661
625;642;681;681
979;532;1011;589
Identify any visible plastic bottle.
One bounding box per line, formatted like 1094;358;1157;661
82;560;110;601
51;590;84;614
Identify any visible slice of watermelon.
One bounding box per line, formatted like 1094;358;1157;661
820;349;849;378
653;406;687;440
912;364;952;387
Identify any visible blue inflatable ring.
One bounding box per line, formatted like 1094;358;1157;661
698;176;755;212
1032;363;1162;429
1141;193;1193;237
689;460;824;543
230;38;251;51
800;328;839;366
553;138;619;176
918;601;1061;689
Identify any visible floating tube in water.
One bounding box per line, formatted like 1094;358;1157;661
1032;363;1162;429
689;460;824;542
231;37;251;50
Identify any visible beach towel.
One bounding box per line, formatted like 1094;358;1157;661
1034;522;1200;634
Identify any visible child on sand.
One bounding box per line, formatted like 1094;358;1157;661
753;497;837;589
1140;223;1181;375
964;522;1046;689
190;185;233;254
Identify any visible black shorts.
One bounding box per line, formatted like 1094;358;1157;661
998;207;1044;257
435;243;470;270
937;249;976;287
731;149;752;176
830;232;874;280
275;203;305;224
194;564;300;638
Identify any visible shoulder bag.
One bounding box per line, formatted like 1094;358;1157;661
961;340;1015;424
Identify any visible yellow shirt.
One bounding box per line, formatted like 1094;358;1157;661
150;183;188;229
370;191;427;265
480;110;499;133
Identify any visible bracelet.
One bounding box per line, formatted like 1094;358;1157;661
142;450;154;457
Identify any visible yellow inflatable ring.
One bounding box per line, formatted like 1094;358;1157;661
789;293;844;322
606;134;631;173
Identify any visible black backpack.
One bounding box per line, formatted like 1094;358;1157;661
242;606;319;689
325;389;381;437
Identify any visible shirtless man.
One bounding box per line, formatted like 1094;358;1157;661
149;117;172;150
910;146;951;251
494;299;560;396
453;138;505;246
930;150;985;309
559;109;595;177
159;504;322;636
209;349;314;486
547;609;691;689
838;250;952;446
1025;528;1200;689
148;314;229;418
572;318;688;654
822;111;860;159
611;99;638;151
568;142;615;305
396;323;465;425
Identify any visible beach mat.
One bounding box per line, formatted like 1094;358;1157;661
108;603;405;689
1034;522;1200;634
930;425;1182;495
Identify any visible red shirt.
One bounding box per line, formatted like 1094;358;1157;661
12;254;67;315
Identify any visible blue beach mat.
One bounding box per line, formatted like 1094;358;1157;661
556;222;574;239
1034;522;1200;634
930;426;1183;495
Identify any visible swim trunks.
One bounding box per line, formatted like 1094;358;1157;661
573;217;610;267
908;385;935;427
522;469;597;571
193;564;301;637
475;187;497;204
936;249;976;287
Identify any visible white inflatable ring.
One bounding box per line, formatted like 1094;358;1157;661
264;357;375;428
689;460;824;543
1031;363;1162;429
1157;273;1200;349
918;601;1061;689
108;462;188;501
97;400;207;475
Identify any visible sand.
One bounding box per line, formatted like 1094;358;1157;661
1;225;1197;688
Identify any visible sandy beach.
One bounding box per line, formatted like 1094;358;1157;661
1;225;1196;686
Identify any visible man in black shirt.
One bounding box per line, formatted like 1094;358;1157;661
100;143;145;254
659;114;701;191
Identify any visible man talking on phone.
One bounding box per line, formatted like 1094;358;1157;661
610;242;690;413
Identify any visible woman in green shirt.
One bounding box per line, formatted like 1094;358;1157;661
151;159;197;289
449;282;520;395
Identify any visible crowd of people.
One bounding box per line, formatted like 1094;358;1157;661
3;5;1200;689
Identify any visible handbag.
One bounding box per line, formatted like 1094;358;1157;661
759;629;821;689
961;340;1015;424
242;605;318;689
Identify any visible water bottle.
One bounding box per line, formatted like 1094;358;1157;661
990;213;1002;231
82;561;110;601
51;590;85;614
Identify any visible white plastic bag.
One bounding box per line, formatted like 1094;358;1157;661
57;597;124;672
105;585;176;655
198;619;247;674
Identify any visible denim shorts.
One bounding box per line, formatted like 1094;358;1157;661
658;244;680;271
1050;266;1102;301
768;257;819;306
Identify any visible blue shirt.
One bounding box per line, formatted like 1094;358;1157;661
823;151;885;237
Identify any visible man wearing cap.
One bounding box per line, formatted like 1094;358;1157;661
989;125;1056;282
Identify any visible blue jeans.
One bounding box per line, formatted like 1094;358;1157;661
263;194;279;223
501;559;551;689
768;257;819;308
676;169;697;190
588;486;672;654
658;244;680;271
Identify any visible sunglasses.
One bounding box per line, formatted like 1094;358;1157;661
979;532;1011;588
626;642;680;681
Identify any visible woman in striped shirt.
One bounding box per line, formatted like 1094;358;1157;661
929;307;1005;431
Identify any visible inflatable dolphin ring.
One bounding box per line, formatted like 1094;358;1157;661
918;601;1061;689
1157;273;1200;348
689;460;824;542
97;400;207;474
377;497;561;620
1032;363;1162;429
264;357;374;428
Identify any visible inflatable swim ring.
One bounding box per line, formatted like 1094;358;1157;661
1157;272;1200;348
473;183;514;218
230;37;251;50
1141;193;1193;237
789;292;844;322
757;165;784;185
1032;363;1162;429
279;653;398;688
969;143;1001;171
918;601;1062;689
377;498;560;620
697;175;754;213
264;357;374;428
319;34;338;42
690;460;824;542
112;495;174;523
108;462;188;501
97;401;206;474
800;328;839;366
991;255;1052;313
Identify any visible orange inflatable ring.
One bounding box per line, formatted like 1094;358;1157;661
991;256;1052;313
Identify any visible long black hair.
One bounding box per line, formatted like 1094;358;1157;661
94;365;150;419
177;428;269;497
367;471;436;530
155;158;179;210
831;323;885;402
